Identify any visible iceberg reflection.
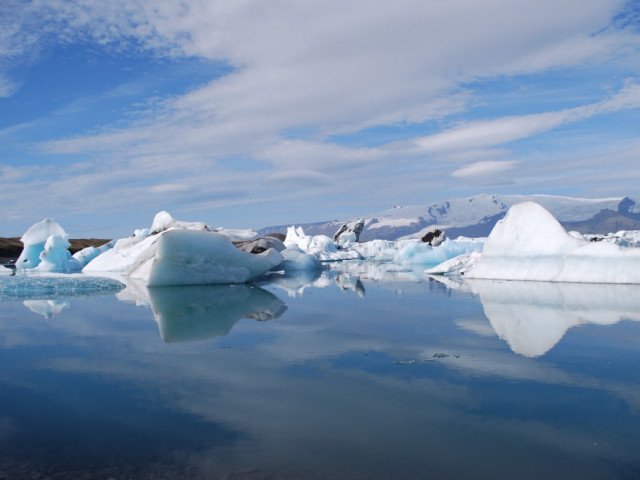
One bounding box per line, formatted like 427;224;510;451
148;284;287;343
23;299;70;319
468;279;640;357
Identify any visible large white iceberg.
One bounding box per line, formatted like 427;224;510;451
147;229;283;286
459;202;640;283
84;211;282;285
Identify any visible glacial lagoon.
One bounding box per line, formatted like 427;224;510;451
1;265;640;479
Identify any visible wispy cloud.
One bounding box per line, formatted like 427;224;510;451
451;160;517;185
415;82;640;153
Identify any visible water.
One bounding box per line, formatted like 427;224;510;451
1;265;640;479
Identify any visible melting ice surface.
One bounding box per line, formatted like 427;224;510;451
1;263;640;479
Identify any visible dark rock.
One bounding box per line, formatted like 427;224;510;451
421;228;445;246
234;236;286;254
264;232;286;242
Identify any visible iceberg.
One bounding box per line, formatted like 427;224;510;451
436;202;640;283
84;211;281;285
283;224;482;267
426;251;482;276
83;231;164;274
390;238;483;267
71;240;116;268
146;229;283;286
333;219;365;248
284;226;361;261
149;210;212;235
16;218;82;272
14;217;113;273
578;230;640;247
280;245;324;271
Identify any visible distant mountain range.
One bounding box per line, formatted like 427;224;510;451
258;194;640;241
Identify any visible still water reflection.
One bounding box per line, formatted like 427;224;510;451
0;266;639;479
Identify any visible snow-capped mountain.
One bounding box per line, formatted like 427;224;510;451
258;194;640;240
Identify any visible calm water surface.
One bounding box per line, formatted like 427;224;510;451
1;264;640;479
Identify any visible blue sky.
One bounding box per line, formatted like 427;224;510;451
1;0;640;237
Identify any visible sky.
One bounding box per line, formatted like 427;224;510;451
1;0;640;238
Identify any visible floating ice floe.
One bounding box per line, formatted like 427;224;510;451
84;211;283;286
576;230;640;247
283;225;483;267
387;238;483;267
428;201;640;284
350;237;483;268
0;274;124;300
284;226;361;261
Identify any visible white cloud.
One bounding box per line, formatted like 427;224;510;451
1;0;639;234
148;183;190;194
0;74;17;97
452;160;517;179
415;82;640;153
